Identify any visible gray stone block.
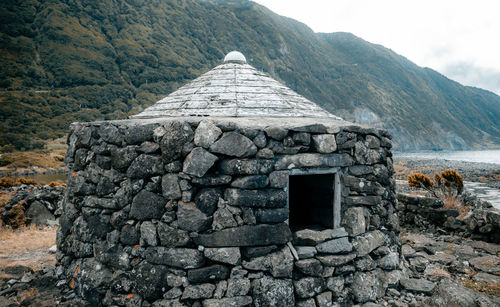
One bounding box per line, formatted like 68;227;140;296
192;174;232;186
182;283;216;300
312;134;337;153
275;153;353;170
342;207;366;237
177;203;211;232
183;147;218;177
145;247;204;269
219;159;274;175
225;188;286;208
194;188;221;216
400;277;435;295
140;221;158;246
127;154;164;178
316;253;356;266
210;132;257;157
157;222;190;247
194;120;222;148
231;175;269;189
293;229;335;246
295;259;323;277
193;223;292;247
133;261;168;301
316;237;353;254
202;296;253;307
252;277;295;307
294;277;326;298
161;174;182;200
204;247;241;265
264;126;288;140
296;246;317;259
188;265;230;283
352;270;385;303
255;208;288;223
130;190;166;220
353;230;386;257
159;121;194;163
269;170;288;188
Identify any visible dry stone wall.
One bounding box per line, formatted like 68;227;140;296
57;118;400;306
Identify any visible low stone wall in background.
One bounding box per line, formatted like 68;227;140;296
1;185;64;227
397;193;500;243
57;118;399;306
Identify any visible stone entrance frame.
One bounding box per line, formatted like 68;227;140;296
287;168;342;229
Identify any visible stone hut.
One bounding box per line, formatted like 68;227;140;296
58;51;400;306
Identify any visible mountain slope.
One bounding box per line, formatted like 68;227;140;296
1;0;499;150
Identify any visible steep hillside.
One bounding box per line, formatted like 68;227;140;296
1;0;499;150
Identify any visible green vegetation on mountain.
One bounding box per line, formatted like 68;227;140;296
1;0;500;150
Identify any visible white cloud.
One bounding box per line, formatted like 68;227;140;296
253;0;500;95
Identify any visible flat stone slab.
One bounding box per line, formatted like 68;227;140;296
473;272;500;284
193;223;292;247
145;247;204;269
316;237;353;254
225;189;286;208
400;278;435;295
275;153;353;170
293;229;337;246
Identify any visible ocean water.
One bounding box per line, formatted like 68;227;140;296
395;149;500;210
394;149;500;165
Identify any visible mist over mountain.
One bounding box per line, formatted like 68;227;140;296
1;0;499;150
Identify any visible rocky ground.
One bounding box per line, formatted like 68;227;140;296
1;228;499;306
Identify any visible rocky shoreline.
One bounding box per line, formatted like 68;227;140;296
393;156;500;189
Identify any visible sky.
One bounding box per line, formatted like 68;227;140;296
253;0;500;95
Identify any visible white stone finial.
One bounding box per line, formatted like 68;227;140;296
224;51;246;64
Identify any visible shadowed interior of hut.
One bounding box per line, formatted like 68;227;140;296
289;173;335;231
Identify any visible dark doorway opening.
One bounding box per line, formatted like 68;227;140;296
289;173;335;231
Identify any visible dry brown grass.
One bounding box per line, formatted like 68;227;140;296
442;195;472;220
48;181;66;188
0;177;42;188
0;225;57;271
0;149;66;169
0;138;66;174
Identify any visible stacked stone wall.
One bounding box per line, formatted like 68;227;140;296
397;193;500;243
57;119;399;306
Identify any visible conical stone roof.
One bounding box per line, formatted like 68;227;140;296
131;51;340;119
